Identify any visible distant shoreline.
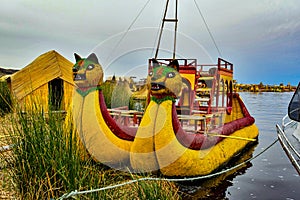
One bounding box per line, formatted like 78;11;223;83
0;67;297;93
234;83;296;92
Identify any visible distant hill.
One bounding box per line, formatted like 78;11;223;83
0;67;19;77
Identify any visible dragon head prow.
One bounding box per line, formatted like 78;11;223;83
148;59;183;102
72;53;104;91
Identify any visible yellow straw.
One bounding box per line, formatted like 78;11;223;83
0;135;9;139
208;133;256;142
0;135;19;138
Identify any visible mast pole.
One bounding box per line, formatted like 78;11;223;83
155;0;170;59
154;0;178;59
173;0;178;59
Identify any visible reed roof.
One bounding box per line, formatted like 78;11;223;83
10;50;74;100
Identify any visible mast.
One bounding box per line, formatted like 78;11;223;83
154;0;178;59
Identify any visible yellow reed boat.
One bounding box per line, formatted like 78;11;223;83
70;0;259;177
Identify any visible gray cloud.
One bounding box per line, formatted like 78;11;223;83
0;0;299;85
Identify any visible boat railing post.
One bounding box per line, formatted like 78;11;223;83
204;116;207;134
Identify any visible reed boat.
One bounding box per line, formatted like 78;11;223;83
70;53;136;169
129;58;258;176
276;82;300;175
70;0;259;176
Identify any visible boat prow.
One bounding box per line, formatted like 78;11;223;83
70;53;137;169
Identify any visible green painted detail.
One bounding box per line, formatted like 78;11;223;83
152;66;175;79
151;96;176;104
76;86;102;97
73;59;96;71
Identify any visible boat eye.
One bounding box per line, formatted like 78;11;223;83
166;72;175;78
149;71;153;76
87;64;94;70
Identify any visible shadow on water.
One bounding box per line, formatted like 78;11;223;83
177;142;258;200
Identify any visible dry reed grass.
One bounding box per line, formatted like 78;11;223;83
0;114;16;199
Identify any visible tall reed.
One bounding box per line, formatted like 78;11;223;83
0;81;12;116
2;100;180;199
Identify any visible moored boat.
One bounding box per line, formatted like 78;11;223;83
129;58;259;176
276;82;300;174
129;0;258;176
70;0;259;176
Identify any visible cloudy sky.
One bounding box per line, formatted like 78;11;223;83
0;0;299;85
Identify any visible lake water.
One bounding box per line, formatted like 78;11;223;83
179;92;300;200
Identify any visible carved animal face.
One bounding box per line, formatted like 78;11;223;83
73;53;103;88
148;59;182;98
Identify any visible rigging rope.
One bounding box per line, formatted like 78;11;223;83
193;0;222;57
104;0;152;63
58;139;279;199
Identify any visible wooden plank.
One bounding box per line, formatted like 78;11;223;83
198;76;214;80
194;97;210;102
196;88;211;92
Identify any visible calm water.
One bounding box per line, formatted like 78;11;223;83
180;92;300;200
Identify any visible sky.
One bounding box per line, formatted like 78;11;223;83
0;0;299;85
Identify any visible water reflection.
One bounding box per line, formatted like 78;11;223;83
178;142;258;199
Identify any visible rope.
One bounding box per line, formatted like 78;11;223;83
208;133;257;142
193;0;222;57
58;139;278;199
104;0;152;63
